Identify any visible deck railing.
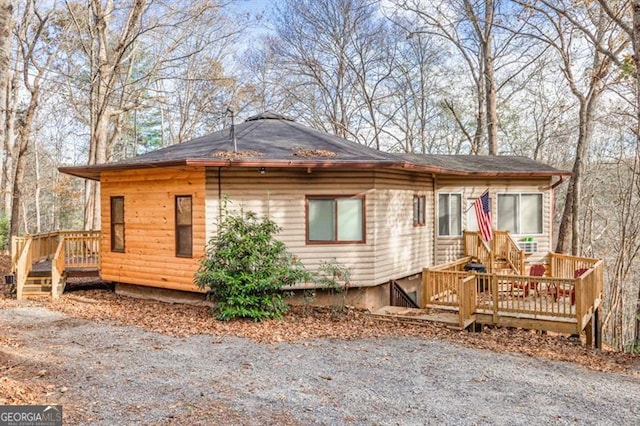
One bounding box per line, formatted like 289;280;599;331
51;239;66;299
458;275;476;328
423;253;604;334
60;231;100;267
548;252;600;279
464;230;525;274
14;238;33;300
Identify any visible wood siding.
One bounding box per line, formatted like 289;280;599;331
100;167;206;292
434;177;554;265
205;168;433;288
98;165;554;294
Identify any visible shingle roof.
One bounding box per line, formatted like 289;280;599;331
398;154;566;176
59;112;570;180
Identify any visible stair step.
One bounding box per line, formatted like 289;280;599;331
29;270;51;278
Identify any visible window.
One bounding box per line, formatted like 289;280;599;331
306;196;364;243
110;196;125;252
413;195;426;226
175;195;193;257
497;193;543;234
466;200;478;232
438;193;462;236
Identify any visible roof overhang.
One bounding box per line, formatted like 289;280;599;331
59;159;572;182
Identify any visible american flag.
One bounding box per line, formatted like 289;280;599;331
474;191;493;242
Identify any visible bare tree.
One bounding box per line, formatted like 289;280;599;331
393;0;538;155
0;0;13;221
518;0;627;255
9;1;62;239
268;0;393;147
592;0;640;350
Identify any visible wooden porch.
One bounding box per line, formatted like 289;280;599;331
420;230;604;346
10;231;100;299
374;230;604;348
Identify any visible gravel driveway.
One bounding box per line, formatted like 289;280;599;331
1;306;639;425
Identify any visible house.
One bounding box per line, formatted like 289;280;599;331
59;112;571;309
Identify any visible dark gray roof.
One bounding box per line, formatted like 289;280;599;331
60;112;569;180
398;154;566;175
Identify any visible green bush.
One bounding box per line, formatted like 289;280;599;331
195;207;311;321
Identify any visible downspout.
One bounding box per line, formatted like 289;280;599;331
549;175;566;255
217;166;222;220
432;174;437;267
551;175;566;190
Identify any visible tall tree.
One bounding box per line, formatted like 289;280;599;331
9;1;62;239
592;0;640;351
268;0;393;147
59;0;246;228
393;0;538;154
0;0;13;219
519;0;627;255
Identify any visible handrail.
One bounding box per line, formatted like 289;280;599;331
51;239;65;299
11;236;29;273
429;256;473;272
15;237;33;300
390;280;419;309
463;231;491;267
492;230;525;274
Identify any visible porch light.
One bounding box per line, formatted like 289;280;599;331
258;167;266;175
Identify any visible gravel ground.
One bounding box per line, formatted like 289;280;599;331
1;306;639;425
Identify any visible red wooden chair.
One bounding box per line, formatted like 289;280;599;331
510;264;545;297
548;268;588;306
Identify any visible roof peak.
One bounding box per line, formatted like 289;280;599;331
245;111;294;122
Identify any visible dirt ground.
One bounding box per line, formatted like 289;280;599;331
1;254;639;423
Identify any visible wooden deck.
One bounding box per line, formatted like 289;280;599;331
421;253;604;342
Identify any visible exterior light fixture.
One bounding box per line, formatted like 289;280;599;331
258;167;266;175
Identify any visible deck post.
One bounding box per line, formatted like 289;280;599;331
585;306;603;349
594;306;602;350
585;316;594;347
492;273;499;324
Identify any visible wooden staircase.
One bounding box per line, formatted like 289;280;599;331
22;269;54;298
12;231;100;300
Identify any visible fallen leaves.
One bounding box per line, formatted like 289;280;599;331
213;150;263;159
293;147;337;158
28;288;637;378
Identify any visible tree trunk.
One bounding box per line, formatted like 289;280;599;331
484;0;498;155
632;0;640;350
9;98;37;238
0;0;12;216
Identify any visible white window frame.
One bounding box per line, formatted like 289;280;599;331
437;192;463;237
496;192;544;236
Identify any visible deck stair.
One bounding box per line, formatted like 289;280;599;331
370;306;476;330
21;269;53;298
12;231;100;300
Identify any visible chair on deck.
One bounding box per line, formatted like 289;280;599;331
547;268;588;306
510;264;545;297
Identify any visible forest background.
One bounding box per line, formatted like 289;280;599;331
0;0;639;352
